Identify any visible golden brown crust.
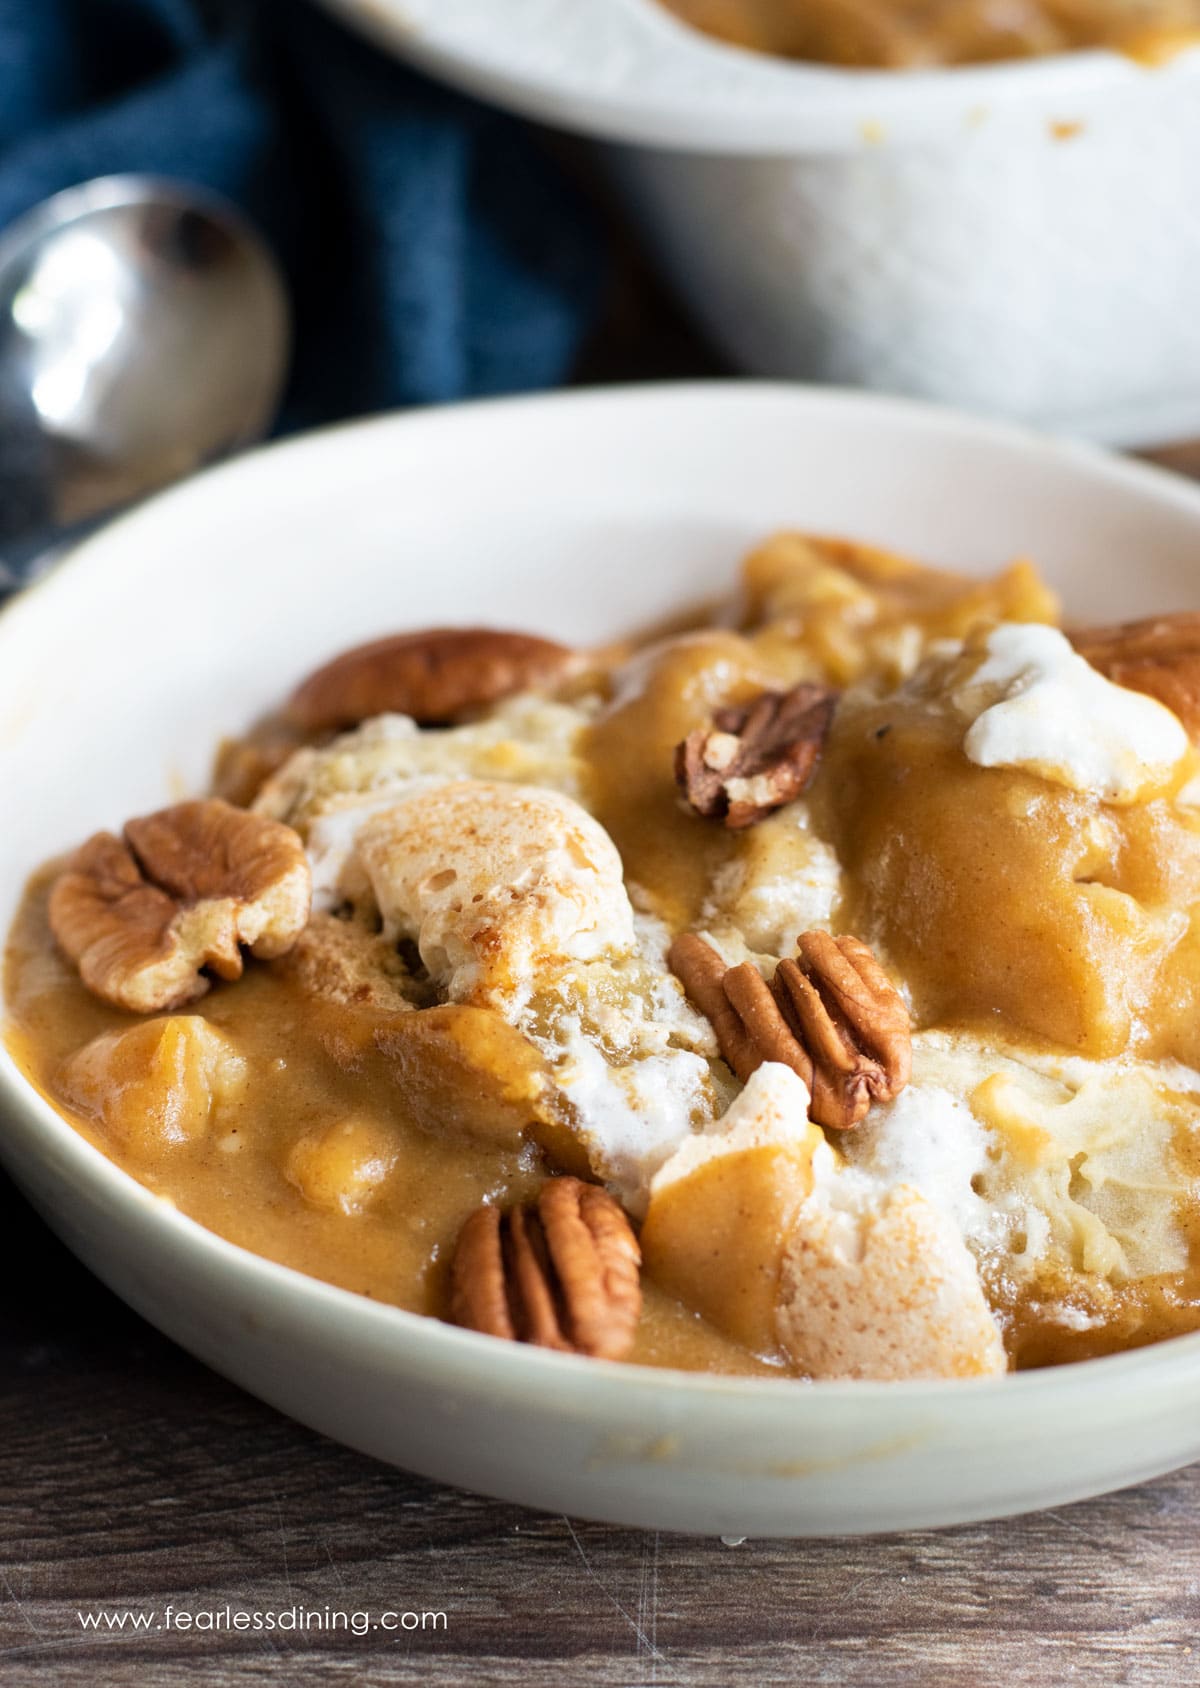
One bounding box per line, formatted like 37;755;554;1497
448;1177;642;1359
670;930;911;1130
49;800;311;1013
1071;612;1200;739
274;912;423;1014
286;627;578;733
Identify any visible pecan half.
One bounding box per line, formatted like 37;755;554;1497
668;933;809;1085
675;683;837;829
287;627;578;733
776;932;912;1129
669;930;910;1130
1071;612;1200;739
449;1177;642;1360
49;799;311;1013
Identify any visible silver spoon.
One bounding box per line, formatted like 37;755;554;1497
0;174;289;592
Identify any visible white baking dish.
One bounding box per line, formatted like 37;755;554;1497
319;0;1200;445
6;383;1200;1533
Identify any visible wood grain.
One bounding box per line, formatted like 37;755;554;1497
7;1174;1200;1688
6;252;1200;1687
3;1171;1200;1688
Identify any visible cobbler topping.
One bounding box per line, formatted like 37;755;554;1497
343;780;637;1009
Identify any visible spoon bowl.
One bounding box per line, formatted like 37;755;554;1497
0;175;289;551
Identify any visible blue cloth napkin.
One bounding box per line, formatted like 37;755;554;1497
0;0;606;429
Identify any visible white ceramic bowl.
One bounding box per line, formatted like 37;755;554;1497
319;0;1200;446
6;383;1200;1536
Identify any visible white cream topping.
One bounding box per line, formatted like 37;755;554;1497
539;1015;712;1213
303;779;448;912
631;909;718;1055
650;1063;817;1196
352;780;636;1007
844;1082;1001;1248
955;623;1188;803
644;1066;1006;1380
777;1160;1007;1381
844;1032;1195;1287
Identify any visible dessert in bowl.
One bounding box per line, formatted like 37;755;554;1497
5;384;1200;1534
10;513;1200;1384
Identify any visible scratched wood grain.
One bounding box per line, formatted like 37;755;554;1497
4;1168;1200;1688
5;248;1200;1688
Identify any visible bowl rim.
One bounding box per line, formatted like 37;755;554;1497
7;379;1200;1410
315;0;1200;154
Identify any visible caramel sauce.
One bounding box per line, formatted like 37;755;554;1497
641;1142;818;1359
582;632;780;926
812;695;1200;1063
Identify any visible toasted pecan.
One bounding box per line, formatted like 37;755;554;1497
675;682;836;829
774;932;911;1130
665;933;769;1081
49;800;311;1013
449;1177;642;1360
669;930;910;1130
287;627;578;733
1071;612;1200;738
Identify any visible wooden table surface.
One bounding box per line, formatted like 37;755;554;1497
5;250;1200;1688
